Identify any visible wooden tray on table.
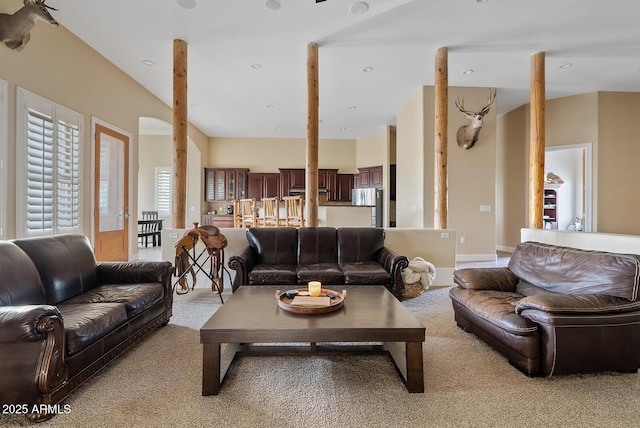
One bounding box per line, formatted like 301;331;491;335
275;288;346;314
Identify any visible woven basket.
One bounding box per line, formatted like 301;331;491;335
403;282;424;299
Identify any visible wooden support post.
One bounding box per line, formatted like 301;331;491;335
434;47;448;229
529;52;545;229
173;39;188;229
306;42;319;228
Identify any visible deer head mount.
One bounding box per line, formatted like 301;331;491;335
0;0;59;52
455;88;497;150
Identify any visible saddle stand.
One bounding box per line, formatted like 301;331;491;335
173;223;228;304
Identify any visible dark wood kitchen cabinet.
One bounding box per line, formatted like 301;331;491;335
357;165;383;188
337;174;354;202
205;168;248;201
279;168;338;199
248;173;280;199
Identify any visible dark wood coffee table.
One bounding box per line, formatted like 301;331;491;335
200;285;425;394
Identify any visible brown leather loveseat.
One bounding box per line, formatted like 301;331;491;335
0;234;173;422
450;241;640;376
228;227;409;300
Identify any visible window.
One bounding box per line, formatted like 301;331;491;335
0;79;6;239
155;166;172;217
16;88;82;237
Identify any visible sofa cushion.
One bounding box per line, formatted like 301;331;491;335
298;227;338;264
63;283;164;319
57;303;128;355
247;228;298;265
249;264;297;285
509;242;640;301
340;262;389;285
337;228;385;263
297;263;344;284
0;242;45;306
13;234;99;305
449;287;538;336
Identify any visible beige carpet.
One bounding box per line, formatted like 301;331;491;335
3;286;639;427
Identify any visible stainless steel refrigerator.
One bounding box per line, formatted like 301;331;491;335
352;188;383;227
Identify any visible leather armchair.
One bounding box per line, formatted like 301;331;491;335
450;241;640;376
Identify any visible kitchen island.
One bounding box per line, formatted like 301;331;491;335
317;204;373;227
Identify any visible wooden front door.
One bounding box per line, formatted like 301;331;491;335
94;123;129;261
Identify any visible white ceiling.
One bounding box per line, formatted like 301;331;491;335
49;0;640;139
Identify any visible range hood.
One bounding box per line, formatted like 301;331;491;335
289;188;328;195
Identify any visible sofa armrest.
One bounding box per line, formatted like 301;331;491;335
0;306;68;402
517;293;640;315
517;293;640;327
454;268;518;292
228;247;257;292
0;305;61;343
378;247;409;299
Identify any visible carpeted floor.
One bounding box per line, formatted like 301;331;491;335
3;286;639;427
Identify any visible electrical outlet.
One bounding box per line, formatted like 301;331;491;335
480;205;491;212
169;232;178;238
460;236;466;244
441;232;449;238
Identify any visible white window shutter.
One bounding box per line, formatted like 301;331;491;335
155;167;172;217
17;88;83;237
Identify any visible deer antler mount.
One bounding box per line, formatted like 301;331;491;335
455;88;497;150
0;0;59;52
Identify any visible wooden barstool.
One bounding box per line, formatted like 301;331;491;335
239;198;258;227
282;195;305;227
258;197;281;227
232;200;242;228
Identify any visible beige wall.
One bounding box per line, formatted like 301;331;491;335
396;87;430;227
0;0;208;250
208;137;357;172
447;87;497;258
498;106;528;249
499;91;640;247
396;86;497;259
597;92;640;234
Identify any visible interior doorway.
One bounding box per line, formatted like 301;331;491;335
94;122;131;261
545;143;593;232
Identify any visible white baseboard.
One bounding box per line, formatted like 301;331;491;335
455;253;497;262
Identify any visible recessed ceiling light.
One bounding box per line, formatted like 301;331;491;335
319;119;324;124
350;2;370;15
462;69;474;75
476;0;488;3
190;103;198;108
251;63;262;70
142;60;155;66
266;105;274;109
559;63;573;69
348;106;357;110
265;0;281;11
363;66;373;73
176;0;197;9
339;127;347;131
214;125;222;129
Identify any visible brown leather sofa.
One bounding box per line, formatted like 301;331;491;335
450;241;640;376
0;234;173;422
228;227;409;300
